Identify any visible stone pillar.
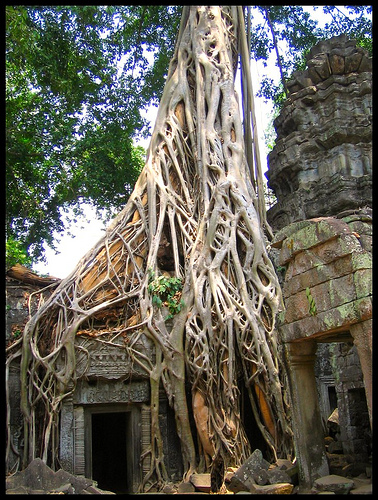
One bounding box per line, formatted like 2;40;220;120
285;341;329;490
350;319;372;428
59;396;74;474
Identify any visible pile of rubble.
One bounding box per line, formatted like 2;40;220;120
6;450;372;495
6;459;115;495
169;449;371;495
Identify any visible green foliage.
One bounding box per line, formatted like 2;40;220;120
6;5;371;265
6;5;181;263
148;269;185;320
6;236;32;270
253;6;372;108
306;287;317;316
12;329;22;340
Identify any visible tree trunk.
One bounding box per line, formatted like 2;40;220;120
11;6;293;491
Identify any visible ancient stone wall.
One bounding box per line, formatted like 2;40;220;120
266;34;372;489
6;267;182;489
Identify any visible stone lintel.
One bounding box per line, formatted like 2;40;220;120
278;297;372;343
283;269;371;324
283;235;368;280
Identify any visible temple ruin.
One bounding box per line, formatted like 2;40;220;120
6;32;372;494
266;33;372;489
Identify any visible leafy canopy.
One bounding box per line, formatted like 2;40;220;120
6;5;371;268
6;5;181;266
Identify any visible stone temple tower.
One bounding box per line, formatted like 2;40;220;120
266;33;371;230
265;34;372;490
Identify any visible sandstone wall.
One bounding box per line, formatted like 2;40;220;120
266;34;372;487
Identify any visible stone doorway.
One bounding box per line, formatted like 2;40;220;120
315;341;371;462
84;405;140;494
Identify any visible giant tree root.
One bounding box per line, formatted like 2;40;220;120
8;6;293;491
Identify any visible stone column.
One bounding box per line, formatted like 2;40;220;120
59;395;74;474
350;319;372;429
285;341;329;490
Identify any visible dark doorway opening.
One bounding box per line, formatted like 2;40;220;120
91;411;129;494
240;383;270;460
328;386;337;414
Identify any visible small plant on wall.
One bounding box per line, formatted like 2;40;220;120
306;287;317;316
148;269;185;320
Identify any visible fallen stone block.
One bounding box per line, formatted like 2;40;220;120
312;474;354;494
54;469;93;493
266;468;293;485
227;449;270;493
177;481;195;493
250;482;294;494
53;482;74;494
162;482;178;494
190;473;211;493
253;468;269;485
227;474;250;493
23;458;56;491
5;458;103;495
274;459;293;470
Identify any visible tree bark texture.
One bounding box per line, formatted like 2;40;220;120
8;6;293;491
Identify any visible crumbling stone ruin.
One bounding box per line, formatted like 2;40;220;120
266;33;371;230
6;34;372;494
266;33;372;491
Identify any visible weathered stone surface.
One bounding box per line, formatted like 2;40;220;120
277;218;362;267
267;35;372;231
6;485;29;494
227;474;250;493
74;336;153;381
327;440;343;454
190;473;211;493
85;484;116;494
54;482;74;493
227;449;270;493
349;475;372;495
272;459;298;484
275;215;372;344
178;481;196;492
350;483;372;494
5;458;114;494
284;273;357;324
250;482;294;494
54;468;93;492
266;468;293;485
253;468;269;485
162;482;178;494
279;296;372;342
312;474;354;494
